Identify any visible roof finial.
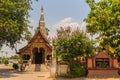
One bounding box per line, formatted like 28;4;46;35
39;6;47;38
41;6;44;13
39;6;45;28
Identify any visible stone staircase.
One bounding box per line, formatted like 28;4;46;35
27;64;50;72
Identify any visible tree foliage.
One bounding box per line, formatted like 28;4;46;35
53;27;94;61
85;0;120;55
0;0;37;48
53;27;94;77
10;55;19;59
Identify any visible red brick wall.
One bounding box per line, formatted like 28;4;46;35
87;51;119;69
88;69;119;77
87;57;93;69
113;58;119;68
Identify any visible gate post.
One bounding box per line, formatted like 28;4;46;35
50;46;57;78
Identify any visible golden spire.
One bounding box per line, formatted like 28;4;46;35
39;6;47;37
39;6;45;28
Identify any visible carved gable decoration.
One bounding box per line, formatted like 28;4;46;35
94;51;110;58
32;34;45;43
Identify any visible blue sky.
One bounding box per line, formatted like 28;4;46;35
1;0;91;57
29;0;90;36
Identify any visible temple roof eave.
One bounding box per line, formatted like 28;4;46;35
18;31;52;54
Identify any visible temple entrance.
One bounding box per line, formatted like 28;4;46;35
32;47;45;64
32;47;45;71
35;48;45;64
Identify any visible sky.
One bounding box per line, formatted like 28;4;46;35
29;0;90;36
0;0;90;57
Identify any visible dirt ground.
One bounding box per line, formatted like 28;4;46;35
0;64;120;80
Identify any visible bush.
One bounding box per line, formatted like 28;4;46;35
118;69;120;75
13;63;19;70
4;59;9;65
67;62;88;77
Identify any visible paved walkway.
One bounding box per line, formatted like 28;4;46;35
0;64;120;80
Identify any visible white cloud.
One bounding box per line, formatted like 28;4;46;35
60;17;72;23
49;17;86;38
53;17;80;29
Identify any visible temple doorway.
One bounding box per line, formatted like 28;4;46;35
32;47;45;64
32;47;45;71
35;48;45;64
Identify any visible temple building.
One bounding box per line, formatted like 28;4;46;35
19;6;52;71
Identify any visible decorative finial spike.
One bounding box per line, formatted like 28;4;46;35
38;6;47;38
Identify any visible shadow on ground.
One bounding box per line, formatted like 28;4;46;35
0;68;18;78
0;68;33;78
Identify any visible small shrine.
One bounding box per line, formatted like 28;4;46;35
18;7;52;71
87;50;119;77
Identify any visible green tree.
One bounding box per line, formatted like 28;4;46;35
53;27;94;62
85;0;120;56
53;27;94;77
10;55;19;59
1;57;9;65
0;0;37;49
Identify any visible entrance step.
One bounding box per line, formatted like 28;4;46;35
27;64;49;72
